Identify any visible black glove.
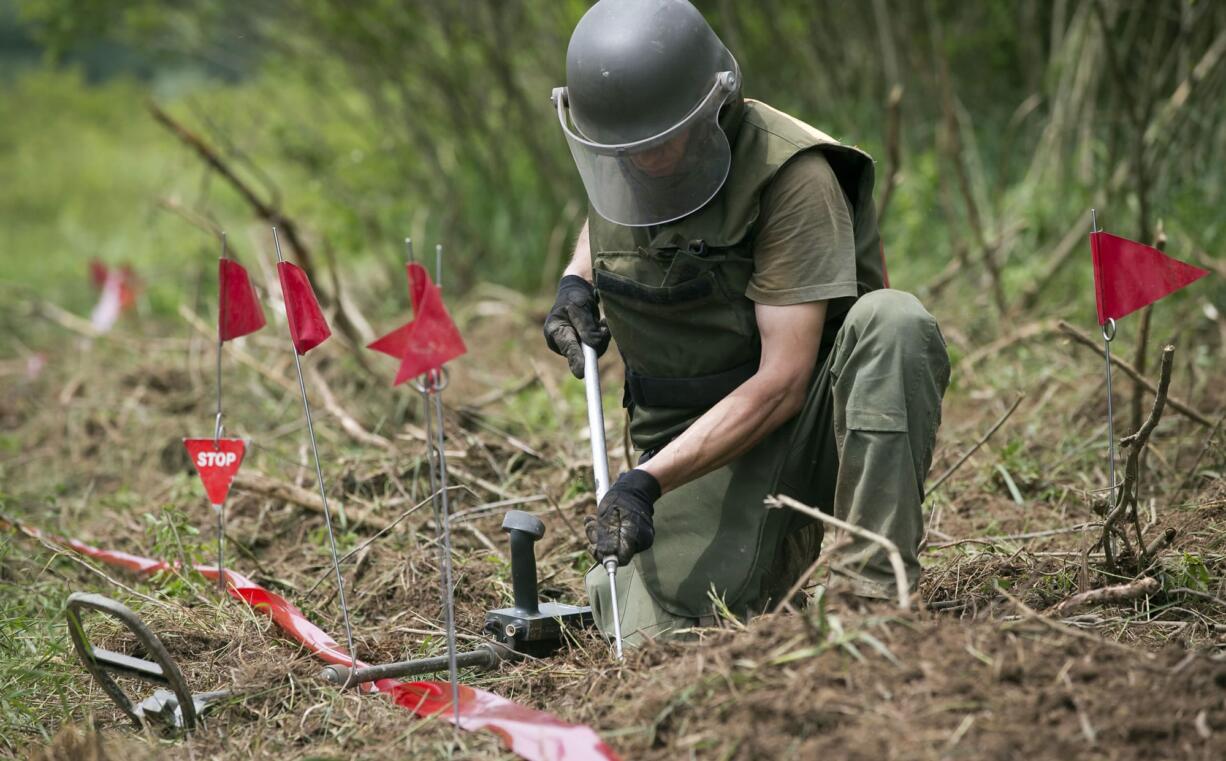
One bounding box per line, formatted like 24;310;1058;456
584;469;661;566
543;275;610;378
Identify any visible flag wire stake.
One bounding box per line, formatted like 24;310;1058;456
272;226;358;688
405;238;416;318
1092;209;1120;514
410;242;461;729
431;383;461;729
214;232;228;593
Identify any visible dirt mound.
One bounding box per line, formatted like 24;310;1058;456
586;600;1226;760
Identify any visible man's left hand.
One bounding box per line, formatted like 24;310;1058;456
585;469;661;566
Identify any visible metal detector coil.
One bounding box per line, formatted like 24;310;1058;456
65;592;228;731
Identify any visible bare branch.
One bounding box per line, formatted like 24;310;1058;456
927;395;1025;496
766;494;910;611
232;470;390;532
1057;322;1211;427
1051;576;1158;616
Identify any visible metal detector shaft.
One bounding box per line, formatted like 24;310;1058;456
319;643;512;686
582;344;622;660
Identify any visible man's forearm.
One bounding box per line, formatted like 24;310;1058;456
563;220;592;281
637;373;805;493
636;300;827;494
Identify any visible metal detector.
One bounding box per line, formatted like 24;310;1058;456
319;509;593;685
65;592;229;731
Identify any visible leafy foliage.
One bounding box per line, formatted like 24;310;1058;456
4;0;1222;316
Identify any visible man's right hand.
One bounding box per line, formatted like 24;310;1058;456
584;469;660;566
543;274;610;378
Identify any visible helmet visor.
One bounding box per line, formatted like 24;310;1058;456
554;72;736;227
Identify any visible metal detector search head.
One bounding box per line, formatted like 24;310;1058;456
65;592;229;731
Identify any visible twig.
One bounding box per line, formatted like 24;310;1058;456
151;100;373;366
232;470;390;531
1169;587;1226;609
1057;321;1210;427
1131;227;1167;431
156;197;225;239
925;522;1099;550
1140;527;1177;571
177;304;295;394
37;539;171;610
33;300;152;350
459;375;538;411
457;414;545;461
996;583;1153;659
959;321;1057;374
1178;411;1224;495
149;101;322;286
932;39;1006;316
876;84;904;225
772;537;853;614
448;463;513;500
389;626;484;643
305;486;465;597
1051;576;1159;615
547;495;586;548
448;494;548;524
307;365;393;449
1102;346;1174;572
927;395;1025;495
766;494;910;610
460;523;505;561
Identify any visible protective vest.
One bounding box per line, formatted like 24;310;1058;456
589;99;883;453
587;100;883;617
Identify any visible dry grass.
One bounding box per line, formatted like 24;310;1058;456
1;285;1224;759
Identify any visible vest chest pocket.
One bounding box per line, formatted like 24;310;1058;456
594;246;759;381
596;242;756;322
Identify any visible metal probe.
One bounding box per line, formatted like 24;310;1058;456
582;343;622;659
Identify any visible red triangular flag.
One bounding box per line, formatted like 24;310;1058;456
89;260;140;311
277;261;331;354
89;259;108;289
184;438;247;506
219;258;266;341
1091;231;1209;325
368;263;467;386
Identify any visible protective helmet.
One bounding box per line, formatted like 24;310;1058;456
552;0;741;227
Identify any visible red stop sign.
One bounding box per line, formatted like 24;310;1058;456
183;438;247;507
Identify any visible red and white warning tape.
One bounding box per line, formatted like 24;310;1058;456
3;518;619;761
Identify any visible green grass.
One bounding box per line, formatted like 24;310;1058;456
0;68;198;313
0;536;81;753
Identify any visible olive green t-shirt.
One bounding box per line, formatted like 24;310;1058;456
746;151;859;310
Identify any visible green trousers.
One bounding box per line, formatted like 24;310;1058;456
585;290;950;645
